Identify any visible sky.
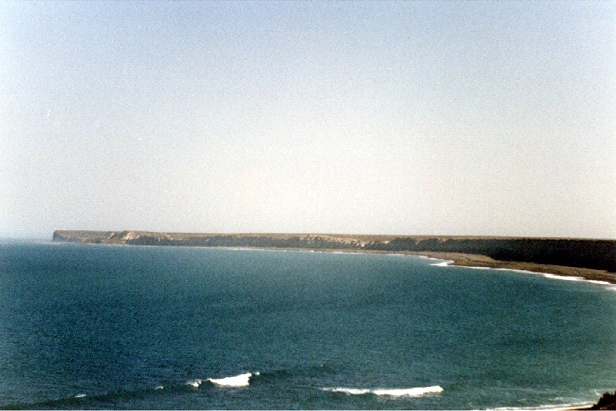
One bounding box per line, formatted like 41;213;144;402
1;1;615;239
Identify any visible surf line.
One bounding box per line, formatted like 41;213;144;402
430;258;615;289
324;385;444;397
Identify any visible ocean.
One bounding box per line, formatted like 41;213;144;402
1;241;615;409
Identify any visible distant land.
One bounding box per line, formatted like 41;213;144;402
53;230;616;284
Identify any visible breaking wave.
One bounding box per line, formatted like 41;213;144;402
185;379;202;388
208;372;256;387
324;385;443;397
185;372;258;388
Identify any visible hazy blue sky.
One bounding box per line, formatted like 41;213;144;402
1;1;615;239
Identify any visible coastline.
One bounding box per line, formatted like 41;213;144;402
52;240;616;286
51;230;616;285
234;248;616;286
406;251;616;285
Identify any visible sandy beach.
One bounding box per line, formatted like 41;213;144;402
408;251;616;285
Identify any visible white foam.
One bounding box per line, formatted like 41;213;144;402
325;385;443;397
431;261;453;267
74;393;86;398
587;280;613;286
328;388;371;395
208;372;252;387
428;258;616;290
373;386;444;396
490;268;615;288
186;379;202;388
419;255;446;261
155;385;164;390
542;273;585;282
487;402;595;411
495;268;536;274
507;270;616;289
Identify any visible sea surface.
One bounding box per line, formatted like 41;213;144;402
1;241;615;410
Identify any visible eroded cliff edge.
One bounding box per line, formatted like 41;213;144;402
53;230;616;278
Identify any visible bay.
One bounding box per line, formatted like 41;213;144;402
1;241;615;409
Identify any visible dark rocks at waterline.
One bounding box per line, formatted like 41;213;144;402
589;392;616;410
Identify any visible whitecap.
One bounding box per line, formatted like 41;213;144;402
208;372;252;387
155;385;164;390
325;385;443;397
74;393;86;398
186;379;202;388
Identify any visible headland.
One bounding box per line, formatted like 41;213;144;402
52;231;616;284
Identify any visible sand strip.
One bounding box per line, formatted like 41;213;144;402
407;251;616;285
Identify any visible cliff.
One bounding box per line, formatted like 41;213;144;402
52;230;616;275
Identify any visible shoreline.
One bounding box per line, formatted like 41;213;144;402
231;248;616;286
256;247;616;285
52;231;616;277
52;239;616;286
405;251;616;285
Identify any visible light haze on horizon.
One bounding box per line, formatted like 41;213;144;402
1;1;615;239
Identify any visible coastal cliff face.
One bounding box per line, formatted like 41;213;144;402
52;230;616;274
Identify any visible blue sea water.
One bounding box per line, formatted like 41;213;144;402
0;241;615;410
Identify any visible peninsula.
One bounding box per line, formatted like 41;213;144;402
53;231;616;284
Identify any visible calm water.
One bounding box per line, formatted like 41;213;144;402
1;241;615;409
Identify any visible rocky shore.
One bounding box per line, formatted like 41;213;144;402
53;230;616;284
585;392;616;410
